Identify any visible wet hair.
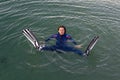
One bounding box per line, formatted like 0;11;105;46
58;25;66;33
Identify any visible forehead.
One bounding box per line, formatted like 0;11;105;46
59;27;64;30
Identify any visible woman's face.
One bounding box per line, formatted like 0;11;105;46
58;27;65;36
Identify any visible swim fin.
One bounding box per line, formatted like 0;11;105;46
22;29;40;48
84;36;99;56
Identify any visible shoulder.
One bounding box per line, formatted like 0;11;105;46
66;34;72;39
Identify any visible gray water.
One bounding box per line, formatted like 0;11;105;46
0;0;120;80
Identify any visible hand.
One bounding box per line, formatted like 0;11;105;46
74;44;83;48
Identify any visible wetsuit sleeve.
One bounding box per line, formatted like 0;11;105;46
45;34;57;42
66;35;77;45
71;39;77;45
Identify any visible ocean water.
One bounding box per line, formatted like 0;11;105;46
0;0;120;80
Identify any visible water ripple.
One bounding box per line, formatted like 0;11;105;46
0;0;120;77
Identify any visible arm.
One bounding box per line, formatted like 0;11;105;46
45;34;57;42
66;34;82;48
70;39;77;45
66;35;77;45
69;37;83;48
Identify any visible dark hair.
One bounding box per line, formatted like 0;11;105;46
58;25;66;33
